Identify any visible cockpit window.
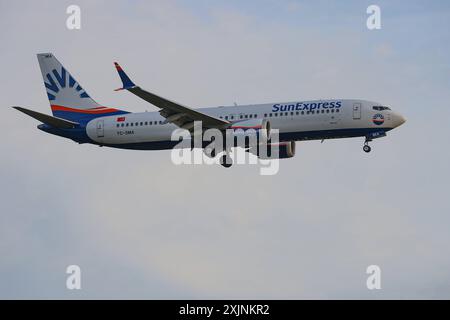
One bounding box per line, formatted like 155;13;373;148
373;106;391;111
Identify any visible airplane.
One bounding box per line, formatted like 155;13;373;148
14;53;406;168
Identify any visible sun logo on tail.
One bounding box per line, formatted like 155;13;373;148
44;67;90;101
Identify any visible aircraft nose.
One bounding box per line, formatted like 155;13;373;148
393;113;406;127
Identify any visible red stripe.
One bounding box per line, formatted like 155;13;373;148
51;105;119;114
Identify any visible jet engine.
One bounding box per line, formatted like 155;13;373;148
248;140;296;159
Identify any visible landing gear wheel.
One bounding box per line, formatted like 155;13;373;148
220;154;232;168
363;145;371;153
204;147;216;159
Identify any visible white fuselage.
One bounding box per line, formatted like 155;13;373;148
85;99;405;149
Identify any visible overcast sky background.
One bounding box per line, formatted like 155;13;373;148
1;0;450;299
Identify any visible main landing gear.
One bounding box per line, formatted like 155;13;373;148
204;146;233;168
220;152;233;168
363;139;372;153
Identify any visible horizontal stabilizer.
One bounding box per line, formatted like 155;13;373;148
13;106;79;129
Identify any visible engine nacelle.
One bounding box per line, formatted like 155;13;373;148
248;141;296;159
229;119;271;147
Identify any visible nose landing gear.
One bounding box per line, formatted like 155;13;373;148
363;138;372;153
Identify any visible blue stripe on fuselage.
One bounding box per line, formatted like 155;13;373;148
38;124;93;144
88;127;392;150
38;126;391;149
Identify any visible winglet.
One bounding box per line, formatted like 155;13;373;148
114;62;136;91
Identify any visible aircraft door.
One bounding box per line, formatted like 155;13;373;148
96;119;104;138
353;103;361;120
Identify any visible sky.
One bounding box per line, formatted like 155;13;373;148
1;0;450;299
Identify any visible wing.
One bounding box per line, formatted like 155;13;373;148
114;62;229;130
13;106;79;129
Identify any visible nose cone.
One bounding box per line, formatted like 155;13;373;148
392;113;406;128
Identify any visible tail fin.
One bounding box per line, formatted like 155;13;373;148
37;53;127;123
